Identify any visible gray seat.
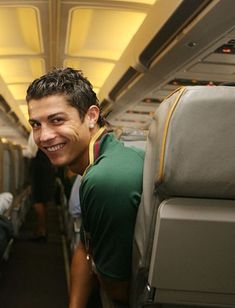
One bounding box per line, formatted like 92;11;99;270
131;86;235;308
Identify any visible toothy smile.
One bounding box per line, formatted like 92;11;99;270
46;143;65;152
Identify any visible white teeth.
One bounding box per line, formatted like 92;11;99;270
46;144;64;152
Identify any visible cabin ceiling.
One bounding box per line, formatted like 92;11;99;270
0;0;235;147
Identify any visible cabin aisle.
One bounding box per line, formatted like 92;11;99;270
0;202;69;308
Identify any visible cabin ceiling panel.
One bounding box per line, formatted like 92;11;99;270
19;105;28;118
0;6;42;55
63;5;148;99
111;0;156;4
64;58;115;91
66;8;146;61
0;3;45;139
8;84;30;101
0;58;45;83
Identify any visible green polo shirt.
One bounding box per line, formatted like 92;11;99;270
80;133;144;281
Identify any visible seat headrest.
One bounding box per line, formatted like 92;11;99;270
152;86;235;199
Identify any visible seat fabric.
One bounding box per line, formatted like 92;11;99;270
131;86;235;308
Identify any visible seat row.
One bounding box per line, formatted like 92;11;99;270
0;139;31;261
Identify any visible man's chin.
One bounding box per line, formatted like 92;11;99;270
48;157;67;167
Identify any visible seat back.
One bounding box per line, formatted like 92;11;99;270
131;86;235;307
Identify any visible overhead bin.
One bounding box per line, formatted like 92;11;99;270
109;67;141;102
99;98;113;117
103;0;211;104
139;0;212;68
0;94;10;113
99;0;184;103
108;0;235;114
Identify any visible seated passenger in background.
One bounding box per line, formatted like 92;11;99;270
68;175;82;219
57;166;77;203
26;67;144;308
0;192;13;215
26;132;56;242
0;192;14;258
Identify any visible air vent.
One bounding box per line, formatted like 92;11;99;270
142;98;161;103
139;0;212;68
215;39;235;54
0;95;10;113
168;78;221;86
114;118;147;124
109;67;140;101
126;110;151;115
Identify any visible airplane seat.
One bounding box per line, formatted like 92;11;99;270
131;86;235;308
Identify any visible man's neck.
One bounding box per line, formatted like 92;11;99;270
69;126;106;175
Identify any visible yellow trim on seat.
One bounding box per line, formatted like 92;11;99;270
156;87;186;183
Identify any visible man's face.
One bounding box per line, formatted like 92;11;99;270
28;94;93;172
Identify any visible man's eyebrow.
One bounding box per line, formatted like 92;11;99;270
29;119;39;124
28;112;67;124
48;112;66;120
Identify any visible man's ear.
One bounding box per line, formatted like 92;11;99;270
86;105;100;128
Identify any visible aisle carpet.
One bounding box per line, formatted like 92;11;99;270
0;203;68;308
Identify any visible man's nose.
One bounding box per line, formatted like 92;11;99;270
38;125;56;143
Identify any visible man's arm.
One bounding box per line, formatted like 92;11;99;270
99;276;130;304
69;241;95;308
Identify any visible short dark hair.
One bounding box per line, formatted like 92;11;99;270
26;67;105;126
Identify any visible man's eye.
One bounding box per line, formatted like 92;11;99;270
52;118;64;124
30;122;40;129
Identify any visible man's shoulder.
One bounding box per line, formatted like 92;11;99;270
104;133;145;160
81;134;145;190
82;148;144;195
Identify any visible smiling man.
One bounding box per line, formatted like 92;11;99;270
26;67;144;308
